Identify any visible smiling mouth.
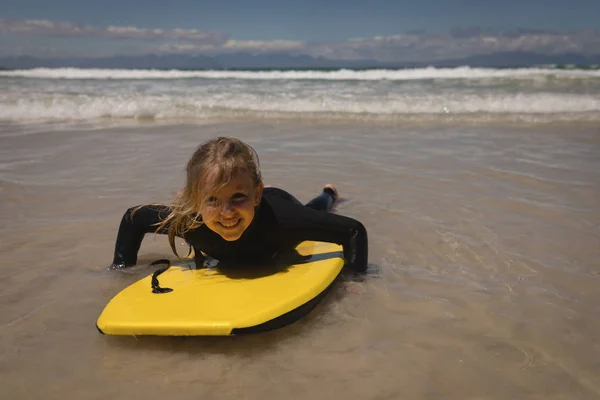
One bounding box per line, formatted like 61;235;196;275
218;219;241;229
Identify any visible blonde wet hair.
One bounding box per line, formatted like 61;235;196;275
143;136;262;259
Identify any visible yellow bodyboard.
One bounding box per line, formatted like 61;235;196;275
97;241;344;336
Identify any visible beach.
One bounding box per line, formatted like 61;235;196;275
1;68;599;399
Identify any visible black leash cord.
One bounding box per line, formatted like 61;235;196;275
149;259;174;294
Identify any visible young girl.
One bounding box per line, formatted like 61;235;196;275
111;137;368;273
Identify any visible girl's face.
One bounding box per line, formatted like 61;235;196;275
200;171;263;241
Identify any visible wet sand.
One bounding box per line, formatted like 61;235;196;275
1;121;599;399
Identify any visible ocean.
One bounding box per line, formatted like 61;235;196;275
1;66;600;125
1;67;599;399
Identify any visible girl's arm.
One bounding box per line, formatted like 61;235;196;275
111;205;172;268
281;207;369;273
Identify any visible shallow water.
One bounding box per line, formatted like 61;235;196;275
1;121;599;399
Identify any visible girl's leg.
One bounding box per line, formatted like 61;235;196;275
305;184;338;212
263;184;338;212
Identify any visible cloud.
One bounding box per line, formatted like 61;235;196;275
0;19;228;46
1;19;599;61
223;40;306;52
146;40;307;57
159;29;600;62
304;29;600;62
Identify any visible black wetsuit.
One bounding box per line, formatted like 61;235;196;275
112;187;368;273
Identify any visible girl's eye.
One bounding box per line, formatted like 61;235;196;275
231;193;248;202
204;193;247;207
206;196;219;205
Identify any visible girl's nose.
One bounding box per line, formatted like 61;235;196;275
220;201;235;215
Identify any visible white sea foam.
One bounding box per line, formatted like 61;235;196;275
1;67;599;125
1;91;598;123
2;67;600;81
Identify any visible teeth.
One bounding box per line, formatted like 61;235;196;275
220;220;239;227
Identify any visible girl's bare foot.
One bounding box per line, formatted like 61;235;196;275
324;184;339;202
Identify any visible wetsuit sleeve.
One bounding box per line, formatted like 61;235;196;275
281;207;369;273
111;205;173;267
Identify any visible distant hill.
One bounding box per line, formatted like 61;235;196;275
212;53;382;69
405;51;600;68
215;51;600;69
1;51;599;70
79;54;222;69
0;54;221;70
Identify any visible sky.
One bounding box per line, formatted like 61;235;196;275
1;0;600;62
